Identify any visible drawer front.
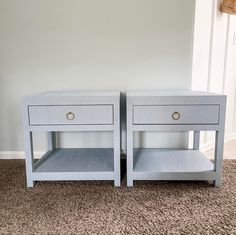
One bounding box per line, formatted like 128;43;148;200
133;105;219;125
29;105;113;125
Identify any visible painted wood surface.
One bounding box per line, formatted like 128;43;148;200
29;105;113;125
127;91;226;187
22;91;121;187
35;148;114;172
133;105;219;125
133;149;213;172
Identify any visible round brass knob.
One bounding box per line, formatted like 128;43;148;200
66;112;75;120
172;112;180;120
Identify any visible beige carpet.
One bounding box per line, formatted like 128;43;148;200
0;160;236;234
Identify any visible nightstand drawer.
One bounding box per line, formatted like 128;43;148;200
28;105;113;125
133;105;219;125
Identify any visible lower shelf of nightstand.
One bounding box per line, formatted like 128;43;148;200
132;149;215;181
32;148;115;181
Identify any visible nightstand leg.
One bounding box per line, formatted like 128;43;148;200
214;130;224;187
114;129;121;187
24;131;34;187
113;100;121;187
127;130;133;187
47;132;55;151
193;131;200;150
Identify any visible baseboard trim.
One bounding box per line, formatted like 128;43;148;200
200;132;236;153
0;151;45;160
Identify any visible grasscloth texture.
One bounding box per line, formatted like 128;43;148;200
0;160;236;234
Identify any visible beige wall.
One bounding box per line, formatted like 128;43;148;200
0;0;195;152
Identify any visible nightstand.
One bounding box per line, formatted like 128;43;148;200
126;91;226;187
22;91;120;187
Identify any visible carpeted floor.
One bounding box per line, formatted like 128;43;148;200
0;160;236;234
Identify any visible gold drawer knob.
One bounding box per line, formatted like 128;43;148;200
172;112;180;120
66;112;75;120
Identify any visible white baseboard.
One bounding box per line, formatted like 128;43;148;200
200;132;236;153
0;151;45;160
